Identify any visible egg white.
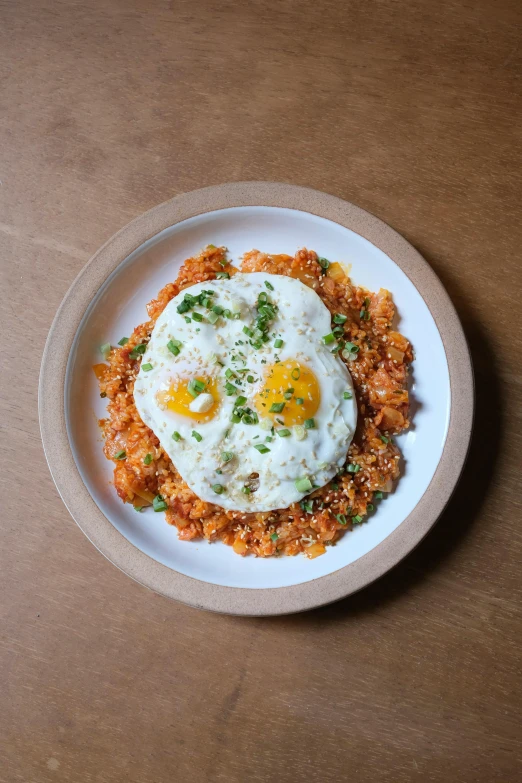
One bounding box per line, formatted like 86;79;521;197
134;272;357;512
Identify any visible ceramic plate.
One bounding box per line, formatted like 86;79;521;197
39;183;473;615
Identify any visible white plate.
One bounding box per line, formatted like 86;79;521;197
40;183;472;614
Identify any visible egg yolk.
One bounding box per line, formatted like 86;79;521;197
157;376;220;423
255;361;320;426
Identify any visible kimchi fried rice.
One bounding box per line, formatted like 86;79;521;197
94;245;413;559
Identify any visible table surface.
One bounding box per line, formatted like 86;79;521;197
1;1;521;781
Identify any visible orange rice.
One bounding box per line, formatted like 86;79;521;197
96;245;413;558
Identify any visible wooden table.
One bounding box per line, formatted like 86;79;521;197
1;1;521;781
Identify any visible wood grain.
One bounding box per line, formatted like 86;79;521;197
1;0;521;781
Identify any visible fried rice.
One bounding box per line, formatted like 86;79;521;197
95;245;413;558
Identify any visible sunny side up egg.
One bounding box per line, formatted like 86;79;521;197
134;272;357;512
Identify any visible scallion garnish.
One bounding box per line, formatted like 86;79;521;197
295;397;304;405
221;451;234;463
134;506;143;513
344;342;359;353
270;532;278;541
212;484;225;495
243;326;254;338
225;382;238;396
236;395;247;406
294;477;312;493
100;343;111;359
304;418;315;429
343;391;353;399
191;430;203;442
347;463;361;473
191;311;203;322
333;314;347;324
269;402;285;413
177;300;190;314
143;453;153;465
216;271;230;279
129;343;147;359
114;450;126;460
367;503;374;511
153;494;168;512
141;363;153;372
264;281;274;291
188;378;205;397
247;375;254;383
374;491;384;499
352;514;363;524
277;428;291;437
172;431;182;441
207;311;219;324
118;337;129;346
322;333;335;345
301;499;314;513
336;513;347;525
318;257;330;270
167;339;181;356
242;486;251;495
380;435;389;444
274;338;284;349
254;443;270;454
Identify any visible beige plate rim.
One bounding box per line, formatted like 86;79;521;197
39;182;474;616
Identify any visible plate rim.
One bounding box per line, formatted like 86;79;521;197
39;181;474;616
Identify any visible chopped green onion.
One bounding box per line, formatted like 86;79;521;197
167;339;181;356
344;342;359;353
322;333;335;345
264;280;274;290
134;506;143;513
291;367;301;381
100;343;111;359
191;430;203;442
301;500;314;513
188;378;205;397
230;412;241;423
143;453;153;465
141;363;153;372
304;418;315;429
336;513;347;525
380;435;389;444
374;491;384;499
118;337;129;346
284;390;293;400
333;314;347;324
153;494;168;512
216;271;230;279
225;368;235;379
114;450;126;460
274;338;284;349
352;514;363;524
236;395;247;406
212;484;225;495
270;532;278;541
184;316;191;323
269;402;285;413
364;297;370;308
318;257;330;270
247;375;254;383
177;300;190;314
293;424;306;441
242;486;251;495
221;451;234;463
277;428;291;438
295;397;304;405
129;343;147;359
258;292;268;304
172;431;182;441
295;477;313;493
254;443;270;454
367;503;374;511
225;382;238;396
343;391;353;400
191;311;203;322
347;463;361;473
212;304;224;315
207;311;219;324
243;326;254;338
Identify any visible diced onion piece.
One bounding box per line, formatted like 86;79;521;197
306;542;326;559
189;392;214;413
387;346;405;364
233;538;248;555
326;262;347;282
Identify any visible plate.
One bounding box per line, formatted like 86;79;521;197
39;183;473;615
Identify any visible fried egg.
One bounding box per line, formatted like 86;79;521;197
134;272;357;512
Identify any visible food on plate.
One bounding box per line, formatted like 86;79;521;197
95;245;413;558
